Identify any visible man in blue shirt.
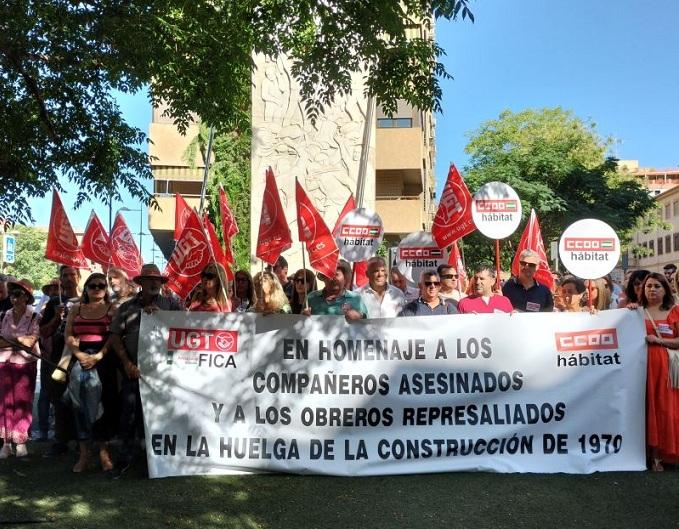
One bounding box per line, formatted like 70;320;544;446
304;260;367;320
398;270;458;316
502;249;554;312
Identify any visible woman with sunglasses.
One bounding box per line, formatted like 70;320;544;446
290;269;317;314
0;279;41;458
251;272;291;314
230;270;256;313
188;263;231;312
63;273;117;473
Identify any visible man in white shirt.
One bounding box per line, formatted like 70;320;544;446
357;257;405;318
437;264;466;301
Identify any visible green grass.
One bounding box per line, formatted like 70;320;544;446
2;442;679;529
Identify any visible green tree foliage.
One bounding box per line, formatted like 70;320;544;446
185;124;251;272
4;225;58;289
460;108;656;270
1;0;473;223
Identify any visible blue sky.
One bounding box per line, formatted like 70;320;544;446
27;0;679;261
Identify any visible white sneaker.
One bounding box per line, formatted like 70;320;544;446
0;443;12;459
15;444;28;457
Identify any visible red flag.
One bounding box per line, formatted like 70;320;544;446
81;211;111;267
296;179;339;278
218;185;237;264
174;193;192;241
44;190;89;269
110;213;142;280
432;164;476;249
512;209;554;290
202;212;233;280
165;208;212;299
332;194;356;236
447;240;467;282
256;167;292;265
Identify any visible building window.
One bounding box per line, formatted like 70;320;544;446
658;237;664;255
667;235;672;253
674;201;679;216
674;233;679;253
649;240;655;254
666;204;671;219
377;118;413;128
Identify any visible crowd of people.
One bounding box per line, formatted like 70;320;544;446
0;254;678;474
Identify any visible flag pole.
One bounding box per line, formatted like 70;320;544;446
198;126;216;216
301;244;309;310
495;239;502;291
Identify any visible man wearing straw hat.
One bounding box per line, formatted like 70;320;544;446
108;263;181;478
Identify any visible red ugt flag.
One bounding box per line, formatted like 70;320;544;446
44;190;89;269
110;213;142;280
81;211;111;267
432;164;476;249
296;179;339;278
165;208;212;299
512;208;554;290
256;167;292;265
218;185;238;264
174;193;192;241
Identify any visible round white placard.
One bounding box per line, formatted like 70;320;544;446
559;219;620;279
335;208;384;262
471;182;522;239
396;231;449;285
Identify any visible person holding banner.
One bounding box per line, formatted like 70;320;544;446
457;265;513;314
502;249;553;312
188;263;231;313
398;270;459;317
109;264;182;478
290;269;317;314
357;257;405;318
635;272;679;471
303;261;367;320
0;279;41;458
252;272;291;314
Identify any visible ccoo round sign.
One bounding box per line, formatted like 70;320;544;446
335;208;384;262
559;219;620;279
471;182;522;239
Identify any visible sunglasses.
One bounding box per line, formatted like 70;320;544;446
424;281;441;287
519;261;537;268
294;277;306;283
441;274;458;279
9;289;26;298
201;272;217;280
87;283;107;290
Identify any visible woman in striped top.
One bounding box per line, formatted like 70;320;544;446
64;273;117;473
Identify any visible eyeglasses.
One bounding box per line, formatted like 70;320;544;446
294;278;306;284
201;272;217;280
424;281;441;287
519;261;537;268
441;274;458;279
9;289;25;298
86;283;107;290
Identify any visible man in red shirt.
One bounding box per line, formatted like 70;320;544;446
458;265;514;314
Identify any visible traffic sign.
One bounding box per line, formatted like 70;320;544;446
2;234;15;264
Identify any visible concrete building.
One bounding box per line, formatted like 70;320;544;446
626;184;679;273
618;159;679;197
148;55;436;273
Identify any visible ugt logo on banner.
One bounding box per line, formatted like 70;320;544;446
166;328;239;369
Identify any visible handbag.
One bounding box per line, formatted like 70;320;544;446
644;308;679;389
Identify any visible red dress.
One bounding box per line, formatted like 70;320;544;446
645;306;679;460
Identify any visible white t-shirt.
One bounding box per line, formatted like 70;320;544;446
356;284;406;318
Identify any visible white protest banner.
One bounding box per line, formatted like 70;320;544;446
472;182;522;239
139;309;646;478
396;231;449;285
335;208;384;262
559;219;621;279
